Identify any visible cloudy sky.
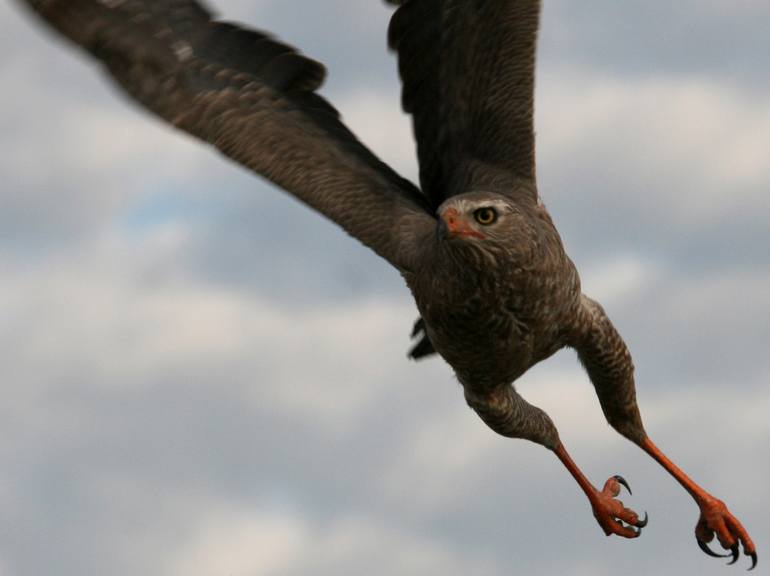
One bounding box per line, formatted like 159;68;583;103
1;1;768;574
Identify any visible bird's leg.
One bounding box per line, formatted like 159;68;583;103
637;436;757;569
464;383;645;538
572;295;757;568
464;383;559;448
553;440;647;538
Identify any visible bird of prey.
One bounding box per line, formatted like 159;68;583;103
17;0;757;568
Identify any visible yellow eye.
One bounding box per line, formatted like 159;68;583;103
473;207;498;225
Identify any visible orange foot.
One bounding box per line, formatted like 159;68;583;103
590;475;648;538
695;497;757;570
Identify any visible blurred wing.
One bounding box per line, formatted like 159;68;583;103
388;0;540;208
19;0;435;271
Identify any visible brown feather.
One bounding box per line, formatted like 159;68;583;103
388;0;540;208
19;0;435;272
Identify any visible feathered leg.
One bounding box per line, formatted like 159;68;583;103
464;384;646;538
573;295;757;568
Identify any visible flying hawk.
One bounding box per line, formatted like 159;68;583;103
17;0;756;568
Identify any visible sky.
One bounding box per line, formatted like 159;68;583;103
1;1;768;575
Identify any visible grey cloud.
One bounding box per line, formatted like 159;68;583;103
1;1;767;575
3;242;766;575
541;1;770;90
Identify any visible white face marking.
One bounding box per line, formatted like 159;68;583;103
437;196;510;214
438;196;511;221
435;195;515;245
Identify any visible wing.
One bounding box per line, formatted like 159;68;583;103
18;0;435;272
388;0;540;208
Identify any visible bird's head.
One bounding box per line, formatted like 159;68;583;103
437;192;527;245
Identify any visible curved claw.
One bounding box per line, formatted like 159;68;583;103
727;544;740;565
613;474;632;495
748;551;758;571
697;538;731;558
636;511;649;528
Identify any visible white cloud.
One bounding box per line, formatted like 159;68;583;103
537;69;770;230
2;2;767;575
579;254;659;307
335;86;420;182
168;504;506;576
169;507;310;576
0;56;210;243
637;267;770;385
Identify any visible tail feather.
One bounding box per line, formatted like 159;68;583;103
408;317;436;360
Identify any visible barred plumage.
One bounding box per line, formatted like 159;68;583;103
17;0;756;568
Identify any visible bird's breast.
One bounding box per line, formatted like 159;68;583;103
406;243;581;391
409;267;534;389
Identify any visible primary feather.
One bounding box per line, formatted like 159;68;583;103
18;0;435;272
18;1;757;565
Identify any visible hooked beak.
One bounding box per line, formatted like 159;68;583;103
439;207;484;240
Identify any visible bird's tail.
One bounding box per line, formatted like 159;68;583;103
408;317;436;360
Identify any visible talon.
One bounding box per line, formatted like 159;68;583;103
727;543;740;565
697;538;731;558
589;475;645;539
748;551;757;571
613;474;632;495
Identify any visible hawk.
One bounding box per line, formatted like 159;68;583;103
17;0;756;567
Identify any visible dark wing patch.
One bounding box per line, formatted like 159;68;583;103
388;0;540;208
19;0;434;271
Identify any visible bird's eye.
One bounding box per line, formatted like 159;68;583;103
473;207;498;225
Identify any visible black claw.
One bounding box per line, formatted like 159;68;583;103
727;544;740;565
748;551;757;571
697;538;731;558
613;475;632;495
635;511;649;528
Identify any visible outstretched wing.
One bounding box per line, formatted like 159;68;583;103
18;0;435;271
388;0;540;208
